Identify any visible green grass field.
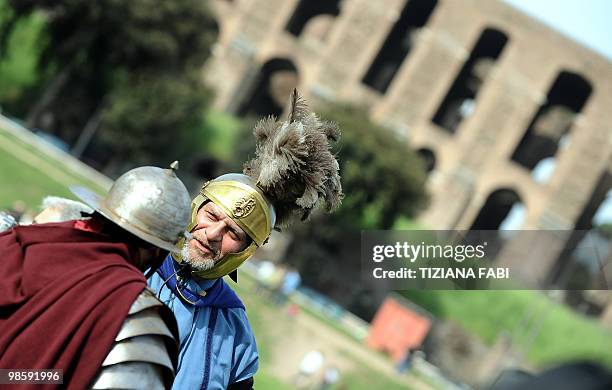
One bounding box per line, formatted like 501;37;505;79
402;290;612;367
232;274;414;390
0;127;107;211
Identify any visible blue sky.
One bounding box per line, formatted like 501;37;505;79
503;0;612;61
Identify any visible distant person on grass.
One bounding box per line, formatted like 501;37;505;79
33;196;93;224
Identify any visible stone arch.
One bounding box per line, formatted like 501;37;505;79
210;19;220;37
362;0;438;93
432;27;508;134
512;71;593;170
470;188;524;231
416;148;436;174
466;188;525;259
300;14;337;43
237;58;299;118
285;0;341;38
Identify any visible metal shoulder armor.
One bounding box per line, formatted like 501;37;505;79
91;288;179;389
0;211;17;233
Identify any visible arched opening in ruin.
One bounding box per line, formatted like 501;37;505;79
416;148;436;174
550;172;612;309
361;0;438;93
237;58;299;118
466;188;524;259
512;71;592;170
470;188;524;231
531;157;556;184
432;28;508;134
285;0;341;38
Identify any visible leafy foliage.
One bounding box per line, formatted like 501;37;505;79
1;0;216;73
99;70;212;166
0;0;217;171
319;103;428;229
278;103;429;319
0;1;44;108
595;223;612;239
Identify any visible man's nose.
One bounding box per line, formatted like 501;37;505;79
206;221;225;242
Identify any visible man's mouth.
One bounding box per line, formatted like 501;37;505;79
193;238;212;255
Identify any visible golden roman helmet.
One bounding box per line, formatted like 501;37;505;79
175;174;276;280
176;89;343;281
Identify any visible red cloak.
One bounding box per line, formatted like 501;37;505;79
0;221;147;389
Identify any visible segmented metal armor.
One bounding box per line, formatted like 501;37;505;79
91;288;179;390
0;211;17;232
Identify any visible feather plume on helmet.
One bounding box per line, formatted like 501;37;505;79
243;89;343;229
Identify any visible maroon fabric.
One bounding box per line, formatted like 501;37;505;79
0;222;147;389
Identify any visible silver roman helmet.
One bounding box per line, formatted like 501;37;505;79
71;161;191;252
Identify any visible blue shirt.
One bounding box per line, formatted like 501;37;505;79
148;257;258;389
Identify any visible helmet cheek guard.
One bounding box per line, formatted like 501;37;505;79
191;241;259;280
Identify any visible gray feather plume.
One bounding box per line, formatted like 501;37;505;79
244;89;343;228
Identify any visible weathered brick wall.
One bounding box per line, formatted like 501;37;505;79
206;0;612;284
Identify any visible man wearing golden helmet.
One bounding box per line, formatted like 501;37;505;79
148;90;343;390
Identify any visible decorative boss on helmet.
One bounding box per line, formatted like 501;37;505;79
178;89;343;280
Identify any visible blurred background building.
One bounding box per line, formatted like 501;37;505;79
204;0;612;318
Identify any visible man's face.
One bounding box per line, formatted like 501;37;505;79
182;201;249;272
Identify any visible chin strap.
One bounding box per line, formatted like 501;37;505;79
184;241;259;280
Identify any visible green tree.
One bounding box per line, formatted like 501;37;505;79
99;70;213;168
0;0;217;169
319;103;428;229
277;103;429;319
595;222;612;239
